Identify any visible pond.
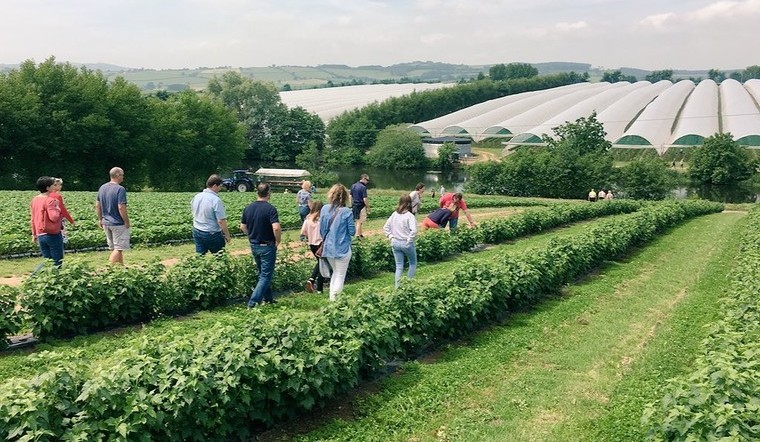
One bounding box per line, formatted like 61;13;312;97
242;162;759;203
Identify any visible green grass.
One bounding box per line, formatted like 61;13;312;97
262;211;744;441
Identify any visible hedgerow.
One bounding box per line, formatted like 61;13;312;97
643;205;760;441
0;286;21;350
0;200;722;440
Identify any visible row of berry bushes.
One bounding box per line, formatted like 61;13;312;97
0;200;723;440
643;205;760;441
7;200;644;341
0;192;542;256
0;286;21;350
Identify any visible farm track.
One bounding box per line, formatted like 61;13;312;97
271;211;745;441
0;209;608;381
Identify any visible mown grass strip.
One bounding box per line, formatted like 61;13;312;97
283;211;743;442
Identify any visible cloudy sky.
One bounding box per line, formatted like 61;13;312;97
2;0;759;70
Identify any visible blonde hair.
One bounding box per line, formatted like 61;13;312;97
327;184;348;208
301;180;311;190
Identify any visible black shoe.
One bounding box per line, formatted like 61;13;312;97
265;299;278;305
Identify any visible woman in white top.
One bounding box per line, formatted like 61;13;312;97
383;194;418;288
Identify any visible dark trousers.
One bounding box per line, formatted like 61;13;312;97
309;244;326;291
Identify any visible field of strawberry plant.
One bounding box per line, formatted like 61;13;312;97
0;190;548;256
0;200;723;440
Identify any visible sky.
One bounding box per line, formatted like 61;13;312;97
2;0;759;71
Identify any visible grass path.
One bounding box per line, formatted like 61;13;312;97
268;211;744;441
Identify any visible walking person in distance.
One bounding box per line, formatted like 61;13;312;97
30;176;64;267
240;183;282;308
319;184;355;301
96;167;130;265
191;174;232;255
349;173;370;239
383;194;418;288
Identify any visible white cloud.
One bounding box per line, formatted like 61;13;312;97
639;12;677;29
688;0;760;21
555;21;588;31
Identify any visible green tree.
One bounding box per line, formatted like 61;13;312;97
146;90;246;190
543;112;612;154
504;63;539;80
707;69;725;82
435;142;458;171
367;125;427;169
689;132;755;185
602;70;636;83
729;71;743;81
619;157;673;200
489;64;508;81
207;72;289;161
645;69;674;82
742;65;760;80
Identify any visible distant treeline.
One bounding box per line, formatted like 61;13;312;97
1;57;587;190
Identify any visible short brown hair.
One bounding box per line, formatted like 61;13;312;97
206;174;223;188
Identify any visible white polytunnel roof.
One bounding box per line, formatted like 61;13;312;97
615;80;695;153
596;80;671;142
411;83;590;140
486;82;612;138
510;81;647;144
279;83;453;121
670;79;719;146
720;79;760;146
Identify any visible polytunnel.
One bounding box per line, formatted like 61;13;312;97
487;82;612;141
670;79;719;146
509;81;644;144
615;80;695;153
721;79;760;146
596;80;671;142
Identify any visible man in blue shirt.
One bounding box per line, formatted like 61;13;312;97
191;174;232;255
240;183;282;307
95;167;130;265
349;174;370;238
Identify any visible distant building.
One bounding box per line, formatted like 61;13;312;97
421;136;472;159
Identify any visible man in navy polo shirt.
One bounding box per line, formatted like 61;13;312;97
240;183;282;307
349;173;370;238
191;174;231;254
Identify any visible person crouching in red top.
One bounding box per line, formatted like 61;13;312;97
438;192;476;232
30;176;64;267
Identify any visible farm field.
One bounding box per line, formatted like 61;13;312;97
2;199;745;440
270;211;745;441
0;189;546;258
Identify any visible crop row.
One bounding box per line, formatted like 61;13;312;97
643;205;760;441
0;200;723;440
2;200;646;343
0;190;545;256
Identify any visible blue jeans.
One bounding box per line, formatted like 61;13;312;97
193;228;225;255
448;217;459;232
248;243;276;306
38;233;64;267
298;205;310;222
391;239;417;288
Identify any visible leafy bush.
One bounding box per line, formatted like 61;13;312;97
689;132;756;185
0;286;21;350
643;205;760;441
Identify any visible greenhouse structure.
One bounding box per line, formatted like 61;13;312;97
410;79;760;154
